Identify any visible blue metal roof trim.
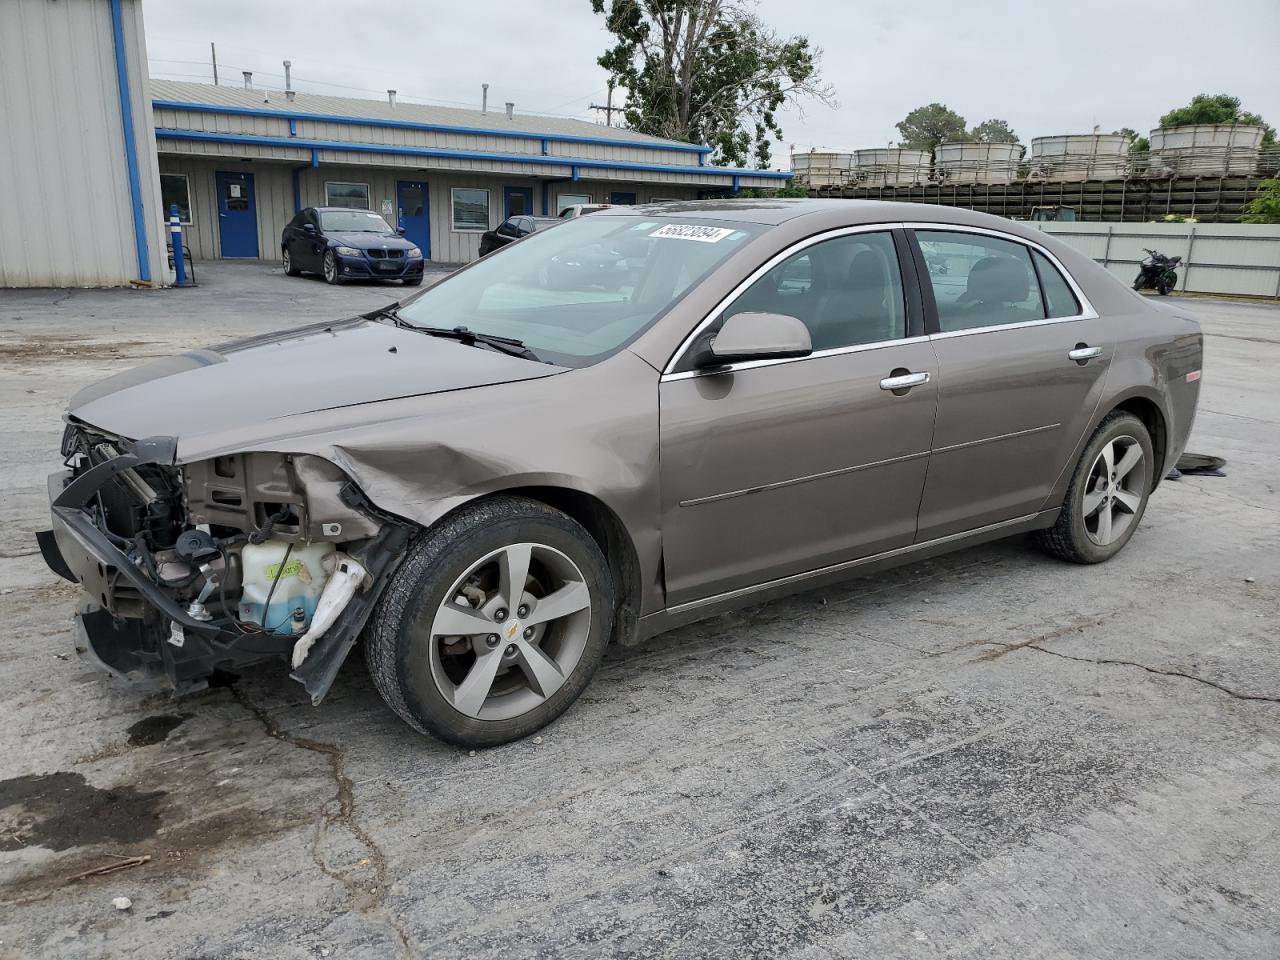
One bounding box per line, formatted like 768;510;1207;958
151;99;713;156
154;128;793;180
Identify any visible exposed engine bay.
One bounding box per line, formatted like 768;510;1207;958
39;422;412;701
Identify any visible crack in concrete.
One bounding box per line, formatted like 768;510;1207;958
228;684;413;956
1020;645;1280;705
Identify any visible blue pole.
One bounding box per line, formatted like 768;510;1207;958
109;0;151;284
169;204;189;286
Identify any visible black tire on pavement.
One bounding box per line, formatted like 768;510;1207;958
283;248;301;276
323;250;343;285
1034;411;1155;564
365;496;615;748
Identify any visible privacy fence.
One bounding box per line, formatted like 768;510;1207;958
1030;222;1280;298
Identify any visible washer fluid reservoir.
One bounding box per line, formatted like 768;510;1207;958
238;540;335;634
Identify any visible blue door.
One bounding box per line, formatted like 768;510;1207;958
215;171;259;258
504;186;533;220
396;181;430;259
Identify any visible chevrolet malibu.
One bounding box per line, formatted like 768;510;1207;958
40;200;1202;747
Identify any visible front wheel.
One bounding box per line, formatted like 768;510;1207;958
1034;411;1154;564
365;496;615;747
322;250;343;285
403;275;423;286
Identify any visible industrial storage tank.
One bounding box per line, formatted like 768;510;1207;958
853;148;931;187
789;149;854;188
1030;134;1130;181
934;141;1024;184
1147;124;1264;177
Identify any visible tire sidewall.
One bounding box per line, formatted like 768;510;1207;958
1062;414;1154;562
376;503;614;747
323;250;341;284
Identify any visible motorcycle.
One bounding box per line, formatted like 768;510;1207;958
1133;248;1181;296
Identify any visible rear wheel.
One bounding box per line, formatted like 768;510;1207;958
1157;273;1175;295
1034;411;1154;564
365;496;614;747
283;247;301;276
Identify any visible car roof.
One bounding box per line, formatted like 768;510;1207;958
596;197;1026;229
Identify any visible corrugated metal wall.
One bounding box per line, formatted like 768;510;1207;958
153;105;701;168
0;0;168;287
158;156;704;264
1033;222;1280;297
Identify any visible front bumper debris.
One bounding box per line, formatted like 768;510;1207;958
41;432;410;702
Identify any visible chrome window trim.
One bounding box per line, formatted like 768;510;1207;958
661;333;931;382
661;222;910;379
904;222;1100;337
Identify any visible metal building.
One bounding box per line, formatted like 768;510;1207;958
0;0;169;287
151;80;791;265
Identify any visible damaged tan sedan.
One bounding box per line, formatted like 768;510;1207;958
40;200;1202;747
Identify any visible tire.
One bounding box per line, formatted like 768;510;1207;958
402;275;423;286
1034;411;1154;564
365;496;615;747
322;250;343;285
1158;273;1175;295
283;248;302;276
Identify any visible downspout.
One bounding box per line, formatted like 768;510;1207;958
109;0;151;284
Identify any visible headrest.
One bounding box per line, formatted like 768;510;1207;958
846;249;887;289
965;255;1029;304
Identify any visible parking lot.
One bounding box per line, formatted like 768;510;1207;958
1;262;1277;959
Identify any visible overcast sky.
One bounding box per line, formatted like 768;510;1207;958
143;0;1279;166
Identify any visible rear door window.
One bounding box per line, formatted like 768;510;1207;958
914;231;1046;333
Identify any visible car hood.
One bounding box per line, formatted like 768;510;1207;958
327;232;414;250
68;317;565;443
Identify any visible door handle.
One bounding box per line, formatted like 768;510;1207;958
879;371;930;392
1068;345;1103;363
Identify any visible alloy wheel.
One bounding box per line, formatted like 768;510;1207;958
426;542;593;721
283;250;292;273
1081;435;1147;546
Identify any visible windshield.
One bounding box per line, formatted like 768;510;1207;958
320;210;393;233
396;215;761;366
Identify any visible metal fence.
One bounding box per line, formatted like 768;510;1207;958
1029;221;1280;298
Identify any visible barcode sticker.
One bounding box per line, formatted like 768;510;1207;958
649;224;735;243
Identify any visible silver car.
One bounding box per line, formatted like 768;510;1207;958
40;200;1203;747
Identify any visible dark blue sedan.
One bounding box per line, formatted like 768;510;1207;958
282;206;426;286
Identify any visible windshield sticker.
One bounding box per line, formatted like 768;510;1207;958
649;224;735;243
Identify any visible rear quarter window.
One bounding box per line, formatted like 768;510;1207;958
1033;250;1082;318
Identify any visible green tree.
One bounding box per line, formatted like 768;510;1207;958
895;103;969;151
1159;93;1275;145
1113;127;1150;153
591;0;834;168
1243;179;1280;224
969;118;1018;144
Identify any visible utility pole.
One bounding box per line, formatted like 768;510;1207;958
210;41;218;85
589;82;619;127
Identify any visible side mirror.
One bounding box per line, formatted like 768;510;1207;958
698;312;812;367
395;226;406;236
303;223;317;234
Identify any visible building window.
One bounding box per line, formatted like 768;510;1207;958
325;181;370;209
555;193;591;215
160;173;191;224
452;188;490;231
